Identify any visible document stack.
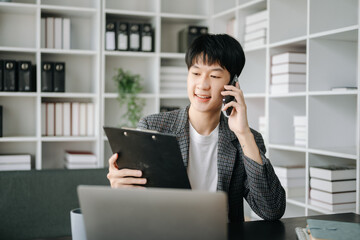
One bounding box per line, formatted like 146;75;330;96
41;102;94;137
244;10;268;50
41;17;70;49
160;66;188;94
293;115;306;147
309;165;356;212
270;52;306;94
273;165;306;198
0;154;31;171
65;151;97;169
258;116;266;141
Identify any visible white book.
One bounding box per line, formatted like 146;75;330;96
244;37;266;50
46;17;54;49
41;103;46;136
309;165;356;181
54;17;62;49
62;18;70;49
63;102;71;136
310;189;356;204
226;18;235;37
272;73;306;84
41;18;46;48
309;199;356;212
273;165;306;178
65;162;97;169
79;103;87;136
47;103;55;136
283;186;305;198
0;154;31;164
71;102;79;136
160;67;188;74
87;103;94;136
0;163;31;171
331;87;357;91
270;83;306;94
272;52;306;65
271;63;306;74
294;131;306;140
161;82;187;89
55;102;63;136
245;10;268;25
278;177;305;187
245;20;268;33
244;29;266;42
294;116;307;126
294;139;306;147
160;75;187;82
310;178;356;193
65;151;97;163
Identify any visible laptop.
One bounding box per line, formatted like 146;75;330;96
78;185;228;240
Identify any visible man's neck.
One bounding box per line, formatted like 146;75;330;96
188;106;221;136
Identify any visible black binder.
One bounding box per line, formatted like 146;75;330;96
18;61;35;92
141;23;153;52
0;105;2;137
178;25;208;53
3;60;17;91
41;62;53;92
0;60;3;91
129;23;141;51
116;22;129;51
105;21;116;50
53;62;65;92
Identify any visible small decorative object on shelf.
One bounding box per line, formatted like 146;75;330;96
113;68;144;128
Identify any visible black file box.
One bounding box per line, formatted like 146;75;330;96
18;61;35;92
129;23;141;51
0;105;2;137
41;62;54;92
53;62;65;92
178;25;208;53
3;60;18;91
141;23;153;52
105;21;116;50
0;60;3;91
117;22;129;51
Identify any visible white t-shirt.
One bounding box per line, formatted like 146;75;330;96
187;122;219;192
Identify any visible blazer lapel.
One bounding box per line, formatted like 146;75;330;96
173;106;190;168
217;114;238;192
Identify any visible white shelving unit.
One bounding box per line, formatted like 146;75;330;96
1;0;359;218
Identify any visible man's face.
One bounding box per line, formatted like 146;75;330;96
187;57;230;115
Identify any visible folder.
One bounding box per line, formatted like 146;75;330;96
116;22;129;51
105;21;116;50
141;23;153;52
18;61;35;92
53;62;65;92
307;219;360;240
41;62;53;92
178;25;208;53
0;105;2;137
0;60;3;91
3;60;17;91
129;23;141;51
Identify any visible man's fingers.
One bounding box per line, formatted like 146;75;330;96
108;153;118;170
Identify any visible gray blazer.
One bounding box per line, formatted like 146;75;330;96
138;106;286;222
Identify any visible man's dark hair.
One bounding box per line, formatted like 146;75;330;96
185;33;246;82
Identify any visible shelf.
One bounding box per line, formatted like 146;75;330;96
269;92;307;98
41;136;97;142
286;197;306;208
104;93;156;99
309;25;359;40
0;46;37;53
212;7;236;19
269;36;307;48
244;93;266;98
238;0;266;11
309;91;358;96
40;49;98;56
268;144;306;153
160;13;208;22
0;137;37;142
41;93;97;98
308;147;357;160
159;93;188;99
0;2;36;14
160;52;186;59
0;92;37;97
105;9;156;17
104;51;156;57
41;5;97;17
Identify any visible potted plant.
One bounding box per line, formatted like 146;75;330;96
113;68;145;127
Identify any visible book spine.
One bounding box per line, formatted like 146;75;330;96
141;23;153;52
62;18;71;49
41;103;46;136
4;60;18;91
41;62;53;92
117;22;129;51
63;102;71;136
0;60;3;91
53;62;65;92
0;105;2;137
46;17;54;49
54;17;63;49
55;102;63;136
129;23;141;51
87;103;94;136
71;102;79;136
41;18;46;48
105;21;116;50
79;103;87;136
18;61;33;92
47;103;55;136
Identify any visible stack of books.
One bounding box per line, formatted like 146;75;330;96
270;52;306;94
258;116;266;141
309;165;356;212
41;102;94;137
244;10;268;50
41;17;70;49
65;151;97;169
226;18;236;38
0;154;31;171
160;66;188;94
273;165;306;198
293;115;306;147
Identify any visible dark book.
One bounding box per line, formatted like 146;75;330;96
105;21;116;50
41;62;54;92
141;23;153;52
178;25;208;53
129;23;141;51
0;105;2;137
18;61;35;92
0;60;3;91
53;62;65;92
3;60;18;91
117;22;129;51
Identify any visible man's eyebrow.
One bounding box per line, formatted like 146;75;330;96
191;65;224;72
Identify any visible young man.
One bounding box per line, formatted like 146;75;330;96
107;34;286;222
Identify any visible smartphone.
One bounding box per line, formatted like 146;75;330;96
222;74;238;117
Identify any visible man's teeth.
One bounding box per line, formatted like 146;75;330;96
197;95;210;99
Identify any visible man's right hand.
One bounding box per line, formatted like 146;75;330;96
107;153;147;188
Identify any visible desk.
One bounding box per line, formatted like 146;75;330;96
229;212;360;240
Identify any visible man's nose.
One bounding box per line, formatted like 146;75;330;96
197;75;210;89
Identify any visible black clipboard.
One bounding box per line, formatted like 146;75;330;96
104;127;191;189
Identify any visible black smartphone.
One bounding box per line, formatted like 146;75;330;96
222;74;238;117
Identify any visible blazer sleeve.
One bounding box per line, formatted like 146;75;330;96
242;130;286;220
